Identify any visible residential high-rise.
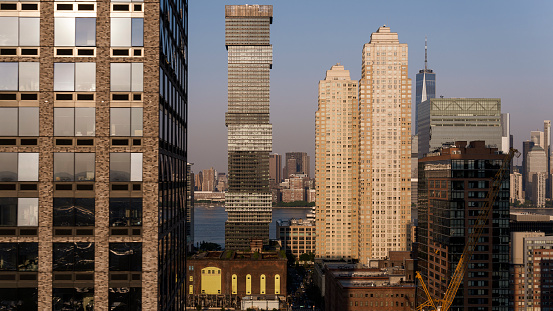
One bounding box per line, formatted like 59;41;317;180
269;153;282;184
510;169;524;204
522;140;535;192
415;37;435;134
224;5;273;249
315;64;359;260
0;0;188;309
201;167;216;192
187;164;195;253
284;152;310;178
359;26;412;260
526;145;547;203
417;141;510;311
418;98;502;157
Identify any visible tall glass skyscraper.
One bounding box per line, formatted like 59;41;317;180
224;5;273;249
415;38;436;134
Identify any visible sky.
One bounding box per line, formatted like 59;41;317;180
188;0;553;174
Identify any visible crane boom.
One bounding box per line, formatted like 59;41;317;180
417;148;518;311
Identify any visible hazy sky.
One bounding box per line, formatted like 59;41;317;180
188;0;553;174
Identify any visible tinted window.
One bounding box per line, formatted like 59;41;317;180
109;198;142;227
53;242;94;271
109;243;142;271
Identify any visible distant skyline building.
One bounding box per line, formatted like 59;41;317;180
224;5;273;249
269;153;282;184
501;113;511;155
284;152;310;179
359;26;412;260
201;167;216;192
415;37;435;134
418;98;502;157
316;64;359;260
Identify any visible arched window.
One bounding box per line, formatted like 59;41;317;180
246;274;251;295
275;274;280;294
232;274;237;294
260;274;266;294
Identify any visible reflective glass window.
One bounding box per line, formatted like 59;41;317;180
110;108;142;136
54;108;75;136
19;18;40;46
54;17;76;46
17;198;38;226
110;153;130;181
18;62;39;91
75;18;96;46
75;153;95;181
0;108;18;136
130;153;142;181
0;289;37;310
109;243;142;271
19;107;39;136
53;198;95;227
54;63;75;92
109;198;142;227
52;288;94;311
75;108;95;136
18;153;39;181
17;243;38;271
111;18;131;47
0;17;18;46
130;108;143;136
131;18;143;47
54;153;74;181
75;63;96;91
53;242;94;271
0;153;17;181
0;243;16;270
109;288;142;310
0;198;17;226
0;63;18;91
110;63;143;92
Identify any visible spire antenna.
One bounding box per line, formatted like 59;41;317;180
425;36;428;71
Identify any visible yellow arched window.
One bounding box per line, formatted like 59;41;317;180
246;274;251;295
275;274;280;294
232;274;237;294
260;274;266;294
201;267;221;294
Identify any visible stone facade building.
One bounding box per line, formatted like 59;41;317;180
0;0;188;309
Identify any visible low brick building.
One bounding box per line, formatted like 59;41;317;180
186;250;287;310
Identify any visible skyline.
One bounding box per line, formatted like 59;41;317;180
189;0;553;174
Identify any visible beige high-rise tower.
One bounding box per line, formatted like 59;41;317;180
359;26;412;260
315;64;359;260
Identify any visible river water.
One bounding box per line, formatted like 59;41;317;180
193;204;311;248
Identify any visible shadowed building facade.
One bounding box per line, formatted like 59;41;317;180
224;5;273;249
0;0;188;309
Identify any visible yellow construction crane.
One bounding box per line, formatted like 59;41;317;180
415;148;519;311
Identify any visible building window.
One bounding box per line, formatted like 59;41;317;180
109;153;142;181
53;242;95;271
53;198;95;227
111;18;143;47
0;289;37;310
110;108;143;136
54;108;95;136
52;288;94;310
109;198;142;227
109;243;142;271
53;153;95;182
110;63;143;92
0;108;39;137
0;243;38;271
0;198;38;227
0;153;39;181
0;17;40;47
54;63;96;92
0;62;39;91
55;18;96;46
109;288;141;310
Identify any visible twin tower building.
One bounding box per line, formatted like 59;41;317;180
224;5;411;263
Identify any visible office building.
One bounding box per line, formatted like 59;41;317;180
522;140;534;192
224;5;273;249
276;218;316;260
284;152;310;179
510;170;524;204
359;26;412;260
216;172;227;192
531;172;546;207
0;0;188;309
418;98;502;157
417;141;509;310
525;145;547;201
510;212;553;235
195;171;203;191
269;153;282;184
201;167;216;192
187;164;195;253
501;113;510;154
545;120;551;198
315;63;359;260
186;250;287;310
414;37;435;134
510;233;553;311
